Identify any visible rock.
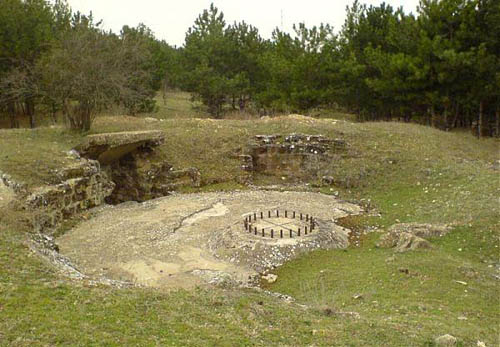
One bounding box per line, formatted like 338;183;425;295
394;232;431;252
321;176;334;185
376;222;451;252
477;341;486;347
378;231;431;252
353;293;363;299
74;130;165;164
435;334;457;346
262;274;278;283
388;223;452;238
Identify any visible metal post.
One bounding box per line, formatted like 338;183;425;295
271;229;274;238
261;212;263;219
293;211;296;218
254;227;257;235
298;228;301;236
277;210;279;217
262;228;265;237
254;213;257;221
280;230;283;238
268;210;271;218
300;213;303;220
285;210;287;218
306;214;309;222
305;226;308;235
289;229;292;238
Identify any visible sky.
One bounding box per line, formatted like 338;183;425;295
60;0;421;47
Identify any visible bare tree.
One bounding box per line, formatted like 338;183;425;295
37;23;154;131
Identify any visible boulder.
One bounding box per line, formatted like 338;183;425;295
377;223;452;252
74;130;165;164
393;232;431;252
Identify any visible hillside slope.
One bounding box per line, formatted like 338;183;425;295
0;112;498;346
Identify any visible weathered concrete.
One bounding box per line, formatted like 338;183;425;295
74;130;165;164
73;130;199;204
57;190;363;288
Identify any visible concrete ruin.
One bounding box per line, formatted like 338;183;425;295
74;130;200;204
56;190;363;288
241;133;346;179
10;130;200;233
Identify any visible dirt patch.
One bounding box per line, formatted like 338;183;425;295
57;190;363;289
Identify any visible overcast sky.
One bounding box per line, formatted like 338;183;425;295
60;0;421;47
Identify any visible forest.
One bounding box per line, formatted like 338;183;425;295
0;0;499;135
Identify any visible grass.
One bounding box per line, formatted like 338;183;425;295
0;92;499;345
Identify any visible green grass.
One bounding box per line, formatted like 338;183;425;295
153;90;208;119
0;91;499;345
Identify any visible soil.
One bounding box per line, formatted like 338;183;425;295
56;190;363;289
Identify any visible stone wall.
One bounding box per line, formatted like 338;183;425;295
3;130;201;233
242;133;346;179
25;158;115;232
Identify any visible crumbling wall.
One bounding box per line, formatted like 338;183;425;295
241;133;346;179
104;150;200;204
73;130;201;204
25;158;115;232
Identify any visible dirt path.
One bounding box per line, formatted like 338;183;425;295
57;190;362;288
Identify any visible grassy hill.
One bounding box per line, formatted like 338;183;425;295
0;94;498;346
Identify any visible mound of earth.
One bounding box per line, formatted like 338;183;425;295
56;190;362;289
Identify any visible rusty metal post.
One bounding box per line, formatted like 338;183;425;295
280;230;283;238
271;229;274;238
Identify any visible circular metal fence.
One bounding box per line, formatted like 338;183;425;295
243;210;316;238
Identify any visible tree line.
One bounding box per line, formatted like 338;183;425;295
0;0;498;136
0;0;177;131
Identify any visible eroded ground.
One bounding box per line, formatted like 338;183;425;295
57;190;362;288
